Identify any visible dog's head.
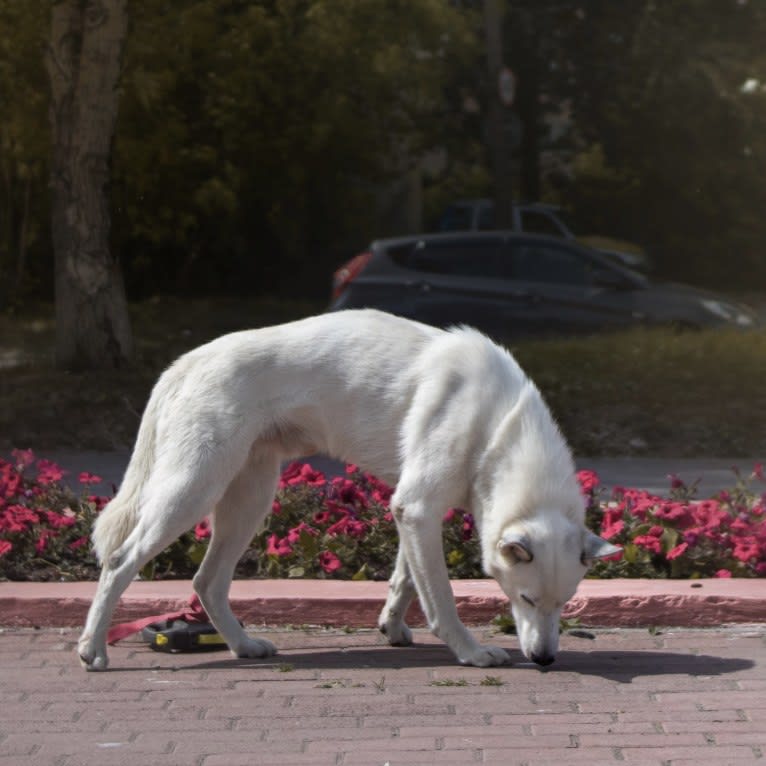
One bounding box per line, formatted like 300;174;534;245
485;513;620;667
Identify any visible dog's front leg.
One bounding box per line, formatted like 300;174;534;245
393;502;510;668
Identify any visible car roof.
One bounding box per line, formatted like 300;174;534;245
371;230;579;250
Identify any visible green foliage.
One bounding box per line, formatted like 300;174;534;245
0;0;50;305
112;0;478;296
544;0;766;286
3;1;766;299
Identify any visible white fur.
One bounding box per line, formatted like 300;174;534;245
78;309;618;671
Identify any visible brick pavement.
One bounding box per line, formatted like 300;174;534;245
1;624;765;766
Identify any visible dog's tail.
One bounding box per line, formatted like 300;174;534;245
91;385;162;566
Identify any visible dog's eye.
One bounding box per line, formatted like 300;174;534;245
521;595;536;607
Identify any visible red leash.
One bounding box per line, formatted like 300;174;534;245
106;594;210;645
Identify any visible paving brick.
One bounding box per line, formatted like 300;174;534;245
0;625;764;765
398;724;524;739
202;755;340;766
620;745;760;762
306;735;437;753
578;732;707;748
713;731;766;745
342;748;477;765
482;746;621;763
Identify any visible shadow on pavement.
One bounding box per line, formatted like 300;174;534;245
551;649;754;682
120;643;754;682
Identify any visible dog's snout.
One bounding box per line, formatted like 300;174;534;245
531;652;556;667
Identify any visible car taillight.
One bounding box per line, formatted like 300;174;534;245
331;251;372;300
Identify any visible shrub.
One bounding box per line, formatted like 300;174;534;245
581;466;766;579
1;450;764;581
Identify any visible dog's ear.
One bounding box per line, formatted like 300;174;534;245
581;530;622;566
498;532;534;563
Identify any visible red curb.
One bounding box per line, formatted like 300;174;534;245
0;579;763;630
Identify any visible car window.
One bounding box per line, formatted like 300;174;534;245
477;203;495;230
511;243;592;285
439;204;473;231
520;210;566;238
409;239;511;278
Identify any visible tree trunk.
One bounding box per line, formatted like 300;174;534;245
46;0;132;370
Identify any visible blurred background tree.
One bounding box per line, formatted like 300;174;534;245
47;0;133;370
1;0;764;307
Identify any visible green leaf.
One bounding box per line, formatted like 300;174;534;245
351;564;369;581
623;543;639;564
661;528;679;554
186;541;207;565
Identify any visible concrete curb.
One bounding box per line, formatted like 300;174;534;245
0;578;763;630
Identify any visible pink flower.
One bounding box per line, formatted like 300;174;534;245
11;449;35;470
318;551;341;573
0;469;22;501
313;510;333;525
35;531;53;553
752;463;764;481
266;534;292;557
666;542;689;561
331;477;365;505
280;462;326;488
36;460;65;485
78;472;103;485
271;500;281;515
0;505;39;533
345;464;359;475
654;502;692;526
0;540;12;556
732;538;760;563
327;517;367;538
367;476;393;506
462;513;475;542
194;518;211;540
577;470;600;494
633;534;662;554
69;536;89;550
667;474;686;490
286;522;318;543
601;507;626;540
87;494;110;511
42;510;76;529
714;569;733;578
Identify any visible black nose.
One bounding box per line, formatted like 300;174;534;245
531;653;555;667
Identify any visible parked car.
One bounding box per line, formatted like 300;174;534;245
329;232;758;339
438;199;650;272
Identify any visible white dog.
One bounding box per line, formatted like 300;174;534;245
78;309;619;671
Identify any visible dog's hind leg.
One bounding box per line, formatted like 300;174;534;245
79;476;220;671
378;543;415;646
192;451;281;659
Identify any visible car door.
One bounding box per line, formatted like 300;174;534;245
402;236;542;336
507;239;640;333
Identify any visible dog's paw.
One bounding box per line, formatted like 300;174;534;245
232;636;278;659
379;620;413;647
78;638;109;672
457;644;511;668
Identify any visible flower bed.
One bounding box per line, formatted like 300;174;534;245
1;450;764;582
